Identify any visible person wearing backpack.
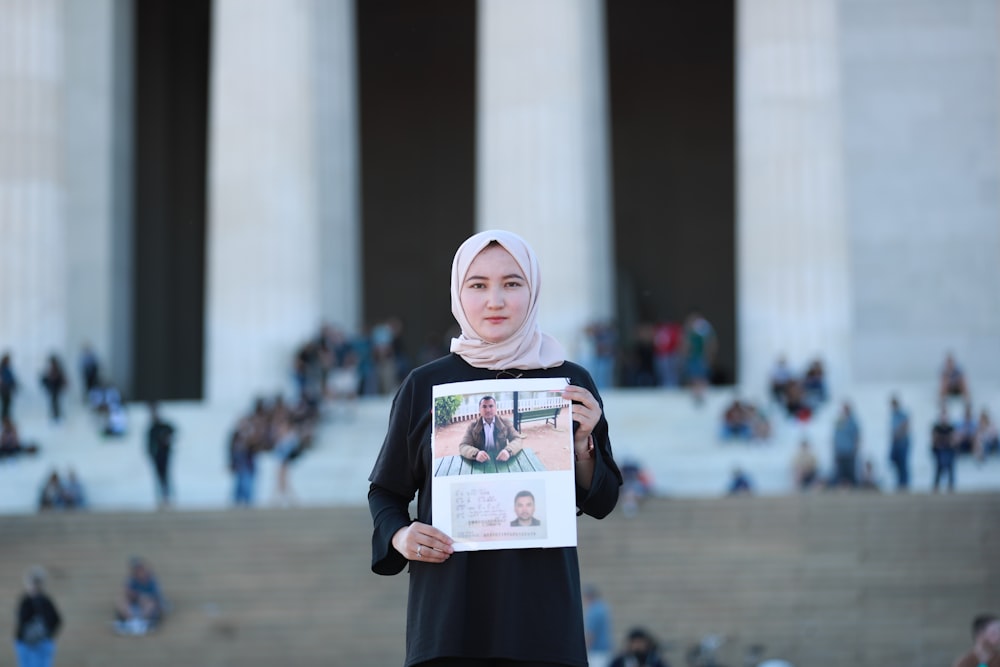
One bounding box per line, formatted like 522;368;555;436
13;566;61;667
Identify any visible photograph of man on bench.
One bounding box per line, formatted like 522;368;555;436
432;383;572;477
431;377;576;551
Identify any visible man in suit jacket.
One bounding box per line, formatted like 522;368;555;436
459;395;521;463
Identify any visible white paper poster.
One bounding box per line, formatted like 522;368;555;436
431;377;577;551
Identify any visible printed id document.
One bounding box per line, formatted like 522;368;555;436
431;377;577;552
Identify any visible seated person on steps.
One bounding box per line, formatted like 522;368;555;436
114;557;165;635
0;417;39;459
619;457;654;518
609;627;670;667
976;408;999;461
939;352;970;403
954;403;978;455
720;398;771;441
791;439;821;491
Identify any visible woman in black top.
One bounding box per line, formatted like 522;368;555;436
14;566;62;667
369;230;622;667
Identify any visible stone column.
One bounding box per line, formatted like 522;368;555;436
313;0;360;335
64;0;133;393
737;0;852;397
0;0;67;397
477;0;614;362
841;0;1000;383
206;0;358;403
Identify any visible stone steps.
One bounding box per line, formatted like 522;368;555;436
2;494;997;666
3;382;999;516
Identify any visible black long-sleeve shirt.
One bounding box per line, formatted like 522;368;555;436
369;353;621;666
15;593;61;642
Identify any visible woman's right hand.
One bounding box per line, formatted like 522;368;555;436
392;522;455;563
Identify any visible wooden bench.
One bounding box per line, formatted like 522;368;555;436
435;447;546;476
514;407;559;432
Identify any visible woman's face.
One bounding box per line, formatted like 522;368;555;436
460;244;529;343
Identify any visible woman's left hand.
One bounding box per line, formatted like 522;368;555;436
562;385;601;449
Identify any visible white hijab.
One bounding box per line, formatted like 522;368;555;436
449;230;565;370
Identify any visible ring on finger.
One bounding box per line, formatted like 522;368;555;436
417;545;423;558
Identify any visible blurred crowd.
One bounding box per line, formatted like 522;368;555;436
581;310;718;402
1;308;997;512
225;317;427;508
716;350;998;497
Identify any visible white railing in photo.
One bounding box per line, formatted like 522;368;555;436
451;394;565;422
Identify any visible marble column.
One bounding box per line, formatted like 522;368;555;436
840;0;1000;383
64;0;133;393
477;0;614;363
313;0;360;335
0;0;67;397
737;0;852;397
206;0;358;403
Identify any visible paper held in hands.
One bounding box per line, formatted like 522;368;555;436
431;377;577;552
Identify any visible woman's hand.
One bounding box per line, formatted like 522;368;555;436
392;521;454;563
563;385;601;452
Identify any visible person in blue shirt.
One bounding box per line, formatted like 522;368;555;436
727;466;754;496
832;402;861;487
888;395;911;491
584;585;613;667
114;557;165;634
